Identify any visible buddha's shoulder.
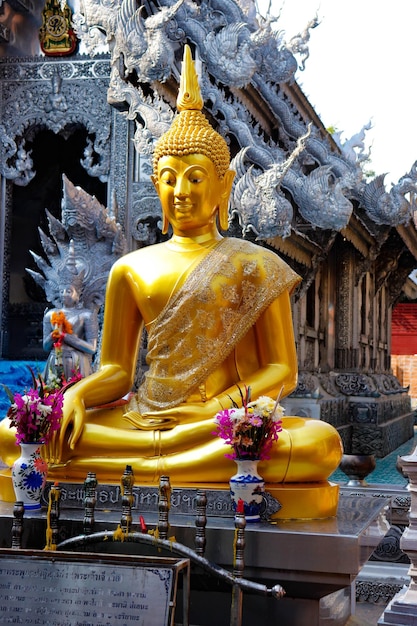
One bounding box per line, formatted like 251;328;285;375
112;243;170;270
110;243;184;290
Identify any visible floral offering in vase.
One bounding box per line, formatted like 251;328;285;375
213;386;284;522
3;368;65;509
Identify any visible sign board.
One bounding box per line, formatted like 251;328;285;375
0;549;189;626
42;482;281;518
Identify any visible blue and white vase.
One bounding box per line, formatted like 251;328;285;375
11;442;48;510
229;459;265;522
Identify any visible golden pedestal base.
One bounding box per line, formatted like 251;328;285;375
0;468;15;503
267;481;340;520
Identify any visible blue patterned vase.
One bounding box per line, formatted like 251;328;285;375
11;443;48;510
229;459;265;522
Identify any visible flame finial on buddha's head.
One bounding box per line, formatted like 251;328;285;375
153;44;231;181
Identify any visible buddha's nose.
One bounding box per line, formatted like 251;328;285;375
174;177;190;197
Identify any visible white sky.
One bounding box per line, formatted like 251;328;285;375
258;0;417;186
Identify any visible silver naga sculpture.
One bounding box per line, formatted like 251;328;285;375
332;121;373;165
71;0;417;235
27;175;127;379
285;13;319;71
356;162;417;226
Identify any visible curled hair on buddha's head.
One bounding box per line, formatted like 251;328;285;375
153;44;231;180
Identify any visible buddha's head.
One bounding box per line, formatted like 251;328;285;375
152;45;235;234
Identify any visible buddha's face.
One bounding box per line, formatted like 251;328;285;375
153;154;233;236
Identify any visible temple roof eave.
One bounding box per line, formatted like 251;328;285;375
396;223;417;263
266;229;323;268
341;212;385;259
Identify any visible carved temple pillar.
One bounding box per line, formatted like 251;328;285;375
334;244;357;370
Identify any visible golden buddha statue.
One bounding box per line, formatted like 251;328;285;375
0;46;342;517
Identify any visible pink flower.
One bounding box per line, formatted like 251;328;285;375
2;366;82;447
213;386;284;460
8;387;64;445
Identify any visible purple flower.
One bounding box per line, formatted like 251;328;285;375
212;386;284;460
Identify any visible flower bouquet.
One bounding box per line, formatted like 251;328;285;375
4;370;64;445
2;369;66;509
213;386;284;461
213;386;284;521
51;310;73;346
47;310;78;387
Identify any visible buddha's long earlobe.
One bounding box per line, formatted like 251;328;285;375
219;170;235;231
162;213;169;234
218;199;229;231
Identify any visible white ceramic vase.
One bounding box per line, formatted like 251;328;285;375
11;442;48;510
229;459;265;522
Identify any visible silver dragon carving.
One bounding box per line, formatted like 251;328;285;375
230;126;311;238
356;162;417;226
332;121;373;165
70;0;417;235
284;13;319;71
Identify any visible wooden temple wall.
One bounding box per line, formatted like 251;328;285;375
286;234;413;458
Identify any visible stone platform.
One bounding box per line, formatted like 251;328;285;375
0;490;387;626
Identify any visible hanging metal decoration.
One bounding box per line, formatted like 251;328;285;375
39;0;77;56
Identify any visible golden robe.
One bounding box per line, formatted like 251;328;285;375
136;237;301;413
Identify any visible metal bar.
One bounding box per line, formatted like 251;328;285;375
57;530;285;598
158;475;171;540
83;472;97;535
230;511;246;626
194;489;207;557
11;501;24;549
120;465;134;534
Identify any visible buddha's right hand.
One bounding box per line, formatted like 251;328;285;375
123;410;178;431
46;391;86;464
124;398;221;430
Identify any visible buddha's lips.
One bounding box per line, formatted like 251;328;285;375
174;203;193;211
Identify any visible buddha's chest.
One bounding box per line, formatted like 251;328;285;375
131;249;208;324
